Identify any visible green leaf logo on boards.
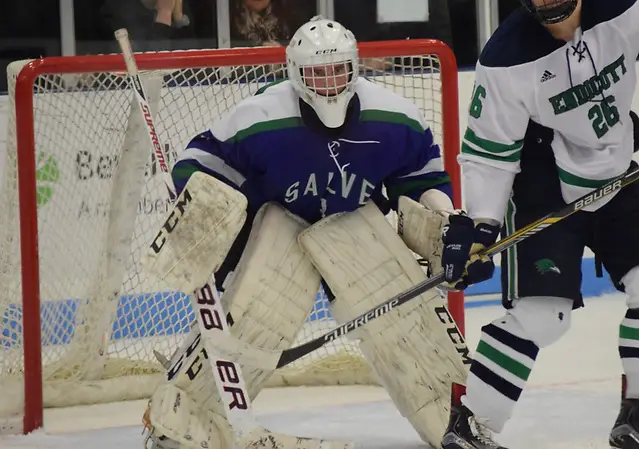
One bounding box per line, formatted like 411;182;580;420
35;152;60;206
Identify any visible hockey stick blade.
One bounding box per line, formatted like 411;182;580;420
207;166;639;371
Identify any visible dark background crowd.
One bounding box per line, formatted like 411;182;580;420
0;0;523;93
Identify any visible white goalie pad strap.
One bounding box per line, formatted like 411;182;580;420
141;171;248;292
397;195;448;272
298;202;468;448
147;203;320;449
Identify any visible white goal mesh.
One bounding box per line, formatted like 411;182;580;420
0;41;462;434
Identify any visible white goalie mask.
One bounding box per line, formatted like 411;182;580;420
286;17;359;128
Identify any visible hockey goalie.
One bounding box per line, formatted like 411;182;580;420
141;16;468;449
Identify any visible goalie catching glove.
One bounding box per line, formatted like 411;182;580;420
441;215;500;290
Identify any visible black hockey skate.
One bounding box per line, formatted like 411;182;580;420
146;434;181;449
441;383;507;449
610;376;639;448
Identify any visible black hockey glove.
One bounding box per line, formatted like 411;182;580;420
630;110;639;152
441;214;500;290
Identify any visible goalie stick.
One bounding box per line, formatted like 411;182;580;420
114;29;351;449
205;166;639;371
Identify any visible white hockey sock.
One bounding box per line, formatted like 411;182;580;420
620;308;639;398
619;267;639;399
462;315;539;433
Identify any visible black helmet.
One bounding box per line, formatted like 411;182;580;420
519;0;578;24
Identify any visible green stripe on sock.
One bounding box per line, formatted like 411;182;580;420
620;324;639;340
476;340;531;381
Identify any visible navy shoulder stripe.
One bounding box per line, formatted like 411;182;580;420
480;0;637;68
581;0;636;31
479;9;563;68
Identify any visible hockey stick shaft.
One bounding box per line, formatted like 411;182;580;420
114;28;262;441
211;165;639;371
115;31;352;449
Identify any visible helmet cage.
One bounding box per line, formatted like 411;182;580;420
287;48;359;128
299;54;356;97
519;0;578;24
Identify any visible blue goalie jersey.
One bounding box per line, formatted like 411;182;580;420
171;77;452;285
172;77;451;224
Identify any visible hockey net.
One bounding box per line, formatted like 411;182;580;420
0;40;462;434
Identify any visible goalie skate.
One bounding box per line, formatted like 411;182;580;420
441;384;506;449
144;426;180;449
142;403;178;449
610;399;639;449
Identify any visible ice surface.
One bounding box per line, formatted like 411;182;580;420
0;294;628;449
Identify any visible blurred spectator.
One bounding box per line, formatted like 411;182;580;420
230;0;315;47
99;0;196;51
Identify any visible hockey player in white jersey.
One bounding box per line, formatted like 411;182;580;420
439;1;639;448
141;16;469;449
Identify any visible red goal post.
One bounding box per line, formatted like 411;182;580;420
3;39;462;434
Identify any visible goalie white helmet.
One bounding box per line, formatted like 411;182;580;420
286;16;359;128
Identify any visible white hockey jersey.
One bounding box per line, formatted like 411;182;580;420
460;0;639;222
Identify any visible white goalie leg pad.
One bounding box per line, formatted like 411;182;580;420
143;326;233;449
147;203;321;449
222;202;322;397
397;193;452;272
298;202;468;448
141;171;248;292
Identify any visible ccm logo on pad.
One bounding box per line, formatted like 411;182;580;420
150;188;192;253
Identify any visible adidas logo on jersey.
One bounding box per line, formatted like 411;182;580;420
540;70;556;83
